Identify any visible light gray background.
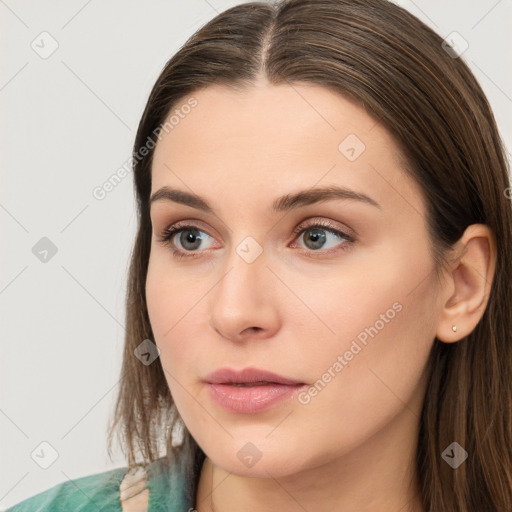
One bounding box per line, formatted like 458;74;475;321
1;0;511;509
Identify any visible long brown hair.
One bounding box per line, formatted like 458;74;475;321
106;1;512;509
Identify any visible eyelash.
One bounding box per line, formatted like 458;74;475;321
156;219;355;260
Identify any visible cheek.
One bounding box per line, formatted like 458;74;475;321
146;255;174;341
146;250;201;337
145;253;211;386
292;250;437;447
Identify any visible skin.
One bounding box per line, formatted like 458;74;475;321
146;78;496;512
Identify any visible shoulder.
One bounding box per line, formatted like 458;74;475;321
4;465;127;512
4;456;194;512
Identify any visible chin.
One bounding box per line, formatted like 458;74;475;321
200;435;315;479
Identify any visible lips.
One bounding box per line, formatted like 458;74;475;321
203;367;305;386
204;367;307;414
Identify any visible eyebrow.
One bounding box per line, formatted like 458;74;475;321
149;185;381;213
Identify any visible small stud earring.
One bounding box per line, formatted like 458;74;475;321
452;325;457;332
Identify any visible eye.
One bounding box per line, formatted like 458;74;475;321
156;218;354;260
290;219;354;255
156;223;215;259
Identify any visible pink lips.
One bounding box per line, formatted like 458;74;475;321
204;367;306;414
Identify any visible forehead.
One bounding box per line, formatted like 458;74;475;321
150;83;425;218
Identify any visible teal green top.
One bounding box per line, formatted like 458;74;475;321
4;455;198;512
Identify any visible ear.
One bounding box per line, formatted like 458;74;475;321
435;224;497;343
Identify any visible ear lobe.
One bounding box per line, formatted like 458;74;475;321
435;224;497;344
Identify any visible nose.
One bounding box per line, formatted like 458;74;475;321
209;245;280;343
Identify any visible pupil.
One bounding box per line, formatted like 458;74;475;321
180;230;201;250
305;228;326;250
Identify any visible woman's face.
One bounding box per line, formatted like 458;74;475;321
146;81;441;477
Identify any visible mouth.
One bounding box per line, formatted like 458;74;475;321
204;366;306;386
226;381;288;386
203;367;307;414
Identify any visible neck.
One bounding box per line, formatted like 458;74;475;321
194;404;424;512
